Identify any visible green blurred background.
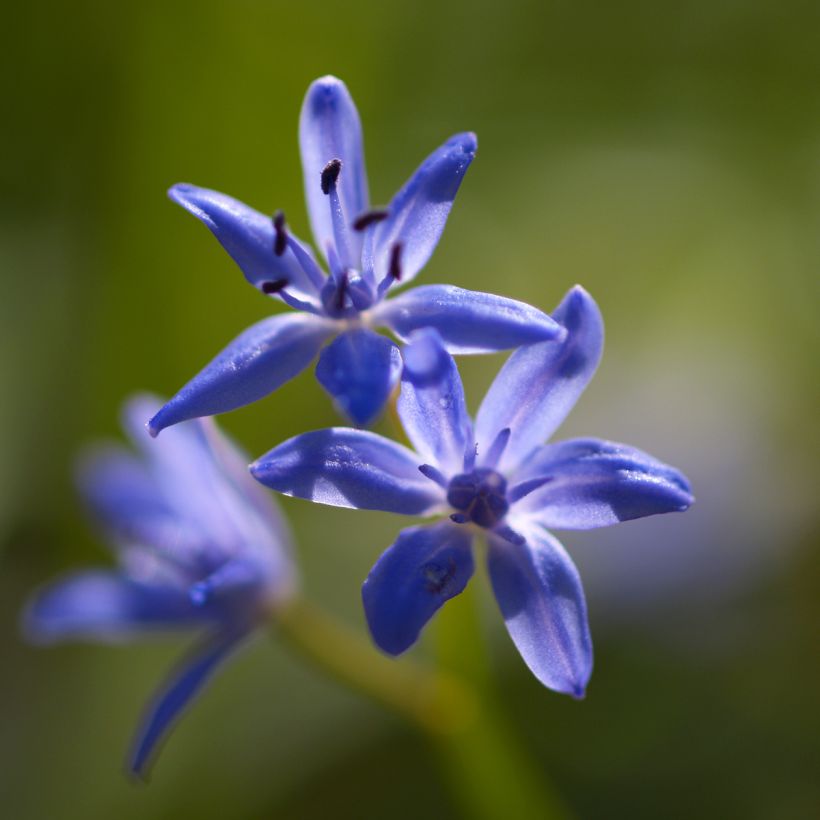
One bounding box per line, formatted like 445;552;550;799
1;0;818;817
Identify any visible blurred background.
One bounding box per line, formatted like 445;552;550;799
1;0;817;817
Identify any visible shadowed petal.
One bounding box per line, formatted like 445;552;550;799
148;313;335;436
376;285;563;353
129;630;247;778
371;133;477;287
397;328;470;476
513;438;694;528
475;286;604;473
251;428;444;515
22;572;210;644
300;76;368;264
487;524;592;697
362;522;474;655
168;184;321;303
315;328;402;426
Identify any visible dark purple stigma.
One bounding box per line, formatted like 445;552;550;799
352;209;390;231
262;278;289;295
447;468;509;528
321;158;342;194
272;210;288;256
388;242;403;281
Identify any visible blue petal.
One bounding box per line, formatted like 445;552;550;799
513;438;694;528
250;428;444;515
362;522;474;655
148;313;334;436
22;572;209;644
168;184;322;304
375;285;563;353
370;133;477;287
315;329;402;426
397;328;471;476
129;630;245;778
299;76;368;265
475;286;604;473
487;524;592;697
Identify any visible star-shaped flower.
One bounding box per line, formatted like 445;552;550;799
250;287;693;696
23;395;295;777
148;75;562;434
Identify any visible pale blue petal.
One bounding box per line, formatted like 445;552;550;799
376;285;563;353
475;286;604;473
251;428;444;515
315;329;401;426
513;438;694;528
397;328;470;476
299;76;368;265
487;524;592;697
148;313;334;436
371;133;477;287
362;522;474;655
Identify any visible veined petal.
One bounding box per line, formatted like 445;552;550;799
397;328;470;476
513;438;694;528
475;286;604;473
168;184;321;304
487;524;592;697
22;572;210;644
374;285;563;353
300;76;368;265
314;328;401;426
371;132;477;288
251;428;444;515
362;522;474;655
148;313;335;436
129;630;246;778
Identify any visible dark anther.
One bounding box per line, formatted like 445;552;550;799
352;209;389;231
450;513;469;524
447;468;509;529
388;242;403;281
321;158;342;194
262;278;289;295
272;210;288;256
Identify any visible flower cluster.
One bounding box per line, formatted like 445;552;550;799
24;76;693;775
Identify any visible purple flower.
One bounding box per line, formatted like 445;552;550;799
148;76;562;433
250;287;693;697
23;395;295;777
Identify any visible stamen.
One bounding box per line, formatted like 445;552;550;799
388;242;403;281
508;475;553;503
494;525;525;546
321;158;342;194
463;441;477;472
450;513;469;524
334;270;349;312
353;209;389;231
484;428;511;469
272;210;288;256
261;278;289;295
419;463;448;488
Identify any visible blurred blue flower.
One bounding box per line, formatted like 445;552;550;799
148;75;561;432
23;395;296;777
250;287;693;697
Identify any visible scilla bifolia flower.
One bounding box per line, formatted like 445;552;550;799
250;287;693;697
23;395;295;777
148;76;561;432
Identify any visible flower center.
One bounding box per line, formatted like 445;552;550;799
446;468;509;528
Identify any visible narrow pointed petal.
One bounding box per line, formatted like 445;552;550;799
375;285;563;353
476;286;604;473
315;328;401;426
22;572;209;643
513;438;694;528
148;313;335;436
168;184;321;303
362;522;474;655
371;133;477;287
487;524;592;697
397;328;470;476
129;630;245;778
300;76;368;264
251;428;444;515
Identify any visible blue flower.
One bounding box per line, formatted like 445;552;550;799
250;287;693;697
148;76;562;433
23;395;296;777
